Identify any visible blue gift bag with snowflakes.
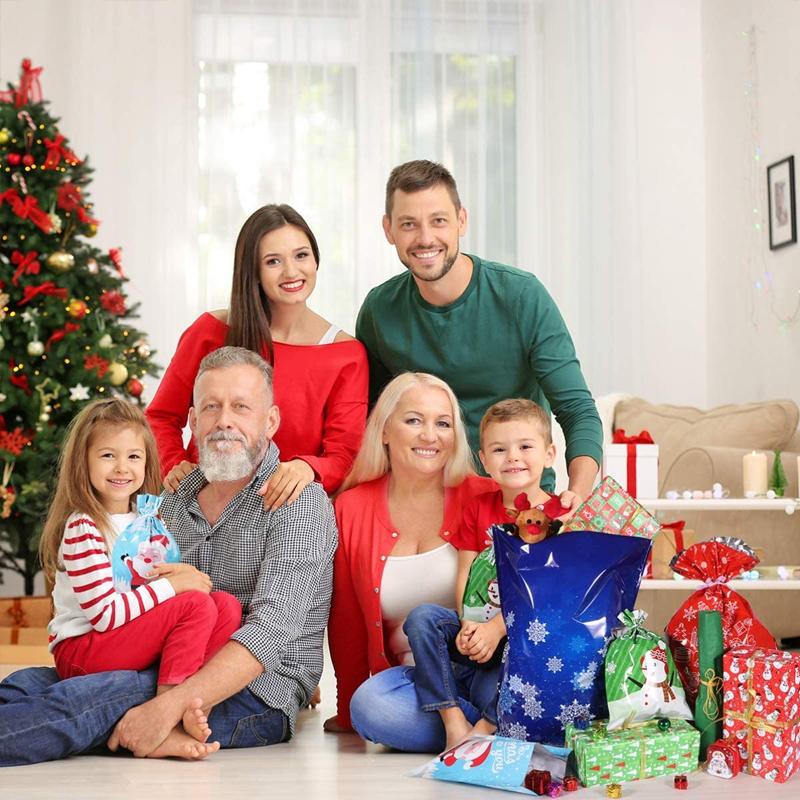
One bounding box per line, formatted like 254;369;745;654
494;526;651;744
111;494;180;592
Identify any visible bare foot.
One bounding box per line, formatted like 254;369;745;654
308;686;321;708
469;718;497;739
440;707;474;751
182;698;211;743
146;726;220;760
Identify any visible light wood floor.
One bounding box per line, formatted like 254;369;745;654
1;657;798;799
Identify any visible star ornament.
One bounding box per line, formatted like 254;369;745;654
70;384;90;402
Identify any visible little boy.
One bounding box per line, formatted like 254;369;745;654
404;398;565;749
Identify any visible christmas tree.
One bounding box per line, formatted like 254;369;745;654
0;59;160;594
769;450;787;498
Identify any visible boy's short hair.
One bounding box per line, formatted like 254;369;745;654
479;399;553;447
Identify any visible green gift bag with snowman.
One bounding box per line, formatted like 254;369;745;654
605;609;693;730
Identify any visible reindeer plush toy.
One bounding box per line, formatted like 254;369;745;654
512;493;563;544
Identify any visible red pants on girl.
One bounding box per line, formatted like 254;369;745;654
53;591;242;685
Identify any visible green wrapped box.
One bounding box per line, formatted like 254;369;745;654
565;719;699;787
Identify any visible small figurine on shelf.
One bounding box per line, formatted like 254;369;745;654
769;450;787;498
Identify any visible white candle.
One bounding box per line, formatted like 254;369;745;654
743;451;768;496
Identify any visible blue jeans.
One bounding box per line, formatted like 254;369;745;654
403;604;501;724
0;666;288;767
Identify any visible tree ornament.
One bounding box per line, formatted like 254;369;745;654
6;152;21;166
0;393;7;403
47;250;75;272
22;154;34;167
136;341;151;358
769;450;787;497
86;258;99;273
69;384;90;402
48;213;62;233
39;412;50;423
107;362;129;386
127;378;144;397
0;335;5;350
98;333;113;349
67;298;88;319
0;128;9;145
86;223;98;237
27;340;44;357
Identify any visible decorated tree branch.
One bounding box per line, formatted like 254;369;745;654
0;59;160;593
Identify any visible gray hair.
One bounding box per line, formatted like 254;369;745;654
194;346;274;403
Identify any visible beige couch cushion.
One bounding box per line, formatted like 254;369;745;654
614;398;800;472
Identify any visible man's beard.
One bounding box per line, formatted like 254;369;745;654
401;243;459;283
198;430;267;482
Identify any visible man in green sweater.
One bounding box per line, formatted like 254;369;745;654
356;160;602;510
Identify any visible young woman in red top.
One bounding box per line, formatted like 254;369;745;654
324;373;495;750
147;205;368;507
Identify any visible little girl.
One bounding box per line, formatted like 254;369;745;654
39;398;242;760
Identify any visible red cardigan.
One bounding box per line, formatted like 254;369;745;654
146;313;368;494
328;473;496;729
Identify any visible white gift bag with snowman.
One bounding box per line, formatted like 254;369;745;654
605;609;693;730
111;494;180;592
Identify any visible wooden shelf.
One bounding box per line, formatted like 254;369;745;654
641;579;800;590
644;498;798;513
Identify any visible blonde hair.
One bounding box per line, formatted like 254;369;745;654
339;372;475;493
479;398;553;447
39;398;162;582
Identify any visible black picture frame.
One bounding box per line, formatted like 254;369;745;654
767;155;797;250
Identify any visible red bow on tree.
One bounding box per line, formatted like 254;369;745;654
0;189;53;233
84;354;110;378
10;250;41;286
8;360;31;394
108;248;124;278
612;429;655;445
46;321;80;349
18;281;68;306
0;427;32;457
55;182;98;226
43;133;79;169
0;59;43;108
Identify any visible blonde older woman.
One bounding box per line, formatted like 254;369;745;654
324;372;495;751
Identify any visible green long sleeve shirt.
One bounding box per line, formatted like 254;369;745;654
355;255;603;492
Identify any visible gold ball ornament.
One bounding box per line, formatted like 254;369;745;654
39;412;50;423
86;223;98;237
67;298;88;319
0;128;9;145
86;258;99;274
136;342;151;359
47;251;75;272
27;340;45;357
98;333;113;349
107;362;129;386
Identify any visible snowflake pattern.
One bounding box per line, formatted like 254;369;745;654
573;661;599;692
606;661;618;675
526;618;549;645
508;674;526;694
519;681;540;702
567;635;588;653
500;721;529;741
498;687;516;715
547;656;564;673
505;610;515;629
522;694;545;720
683;606;698;623
555;699;592;729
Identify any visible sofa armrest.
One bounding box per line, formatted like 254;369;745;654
661;446;799;496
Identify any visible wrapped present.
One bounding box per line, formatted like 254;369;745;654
566;718;700;787
706;738;741;779
495;526;651;743
603;430;660;499
0;596;52;629
410;735;570;794
111;494;180;592
722;647;800;783
665;539;776;708
649;521;695;579
605;610;692;730
561;477;661;539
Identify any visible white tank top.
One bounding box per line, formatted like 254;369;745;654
380;543;458;666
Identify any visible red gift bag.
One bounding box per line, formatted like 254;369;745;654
665;539;776;708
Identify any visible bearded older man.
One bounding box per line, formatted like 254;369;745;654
0;347;338;765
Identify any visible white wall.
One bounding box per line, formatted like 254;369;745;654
703;0;800;406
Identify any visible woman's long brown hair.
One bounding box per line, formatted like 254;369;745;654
38;398;162;582
226;204;320;361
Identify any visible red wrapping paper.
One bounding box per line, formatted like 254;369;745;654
665;540;776;707
722;647;800;783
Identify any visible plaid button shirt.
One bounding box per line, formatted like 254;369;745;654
159;441;337;735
